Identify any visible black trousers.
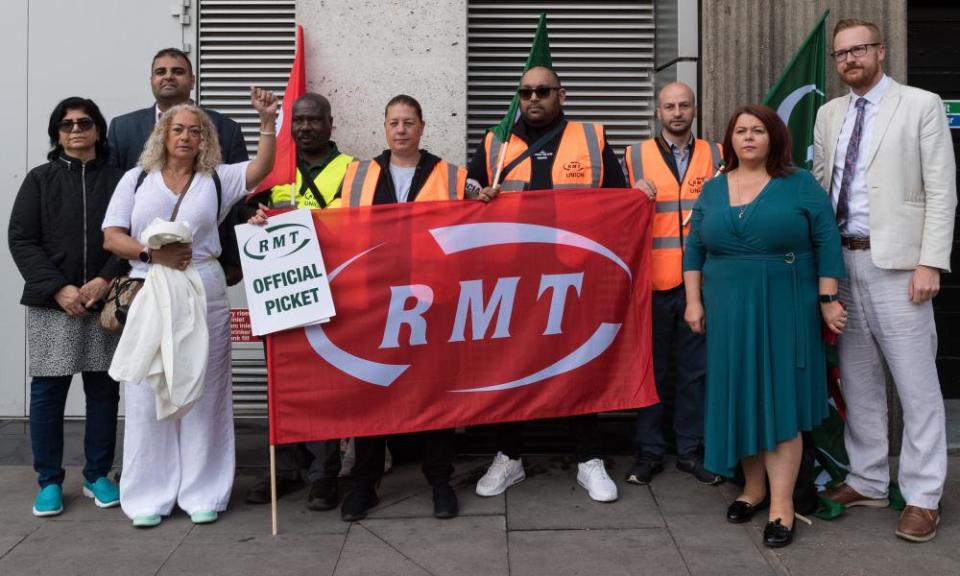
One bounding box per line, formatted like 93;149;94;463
274;440;342;482
352;429;455;490
633;286;706;459
495;414;602;463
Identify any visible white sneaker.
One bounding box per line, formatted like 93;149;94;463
476;452;525;497
577;458;618;502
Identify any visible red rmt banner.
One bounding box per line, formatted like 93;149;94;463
266;189;657;444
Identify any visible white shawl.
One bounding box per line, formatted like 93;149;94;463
109;219;208;420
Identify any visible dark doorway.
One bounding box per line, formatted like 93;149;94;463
908;2;960;398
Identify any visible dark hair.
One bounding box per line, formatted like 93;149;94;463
721;104;794;178
384;94;423;121
46;97;109;161
151;47;193;75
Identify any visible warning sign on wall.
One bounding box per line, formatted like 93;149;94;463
230;309;256;343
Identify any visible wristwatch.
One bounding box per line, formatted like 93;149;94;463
138;247;152;264
818;293;839;303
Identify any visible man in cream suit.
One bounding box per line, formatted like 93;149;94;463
813;18;956;543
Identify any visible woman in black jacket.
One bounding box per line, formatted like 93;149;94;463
8;97;124;518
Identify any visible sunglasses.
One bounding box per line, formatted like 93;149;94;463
517;86;560;101
57;118;95;133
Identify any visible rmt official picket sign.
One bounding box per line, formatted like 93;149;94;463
264;189;658;444
236;209;336;335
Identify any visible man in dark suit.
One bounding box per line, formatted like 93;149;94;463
108;47;248;170
109;47;249;286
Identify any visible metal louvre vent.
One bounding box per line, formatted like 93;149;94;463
467;1;656;159
198;0;296;415
197;0;296;157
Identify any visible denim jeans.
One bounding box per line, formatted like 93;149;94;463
30;372;119;487
634;287;706;459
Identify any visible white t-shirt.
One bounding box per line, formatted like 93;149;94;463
389;164;416;203
102;162;250;278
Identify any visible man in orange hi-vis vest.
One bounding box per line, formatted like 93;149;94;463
621;82;723;487
465;66;628;504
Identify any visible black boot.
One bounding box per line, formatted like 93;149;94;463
341;484;379;522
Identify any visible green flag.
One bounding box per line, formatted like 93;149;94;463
762;9;829;169
489;13;554;143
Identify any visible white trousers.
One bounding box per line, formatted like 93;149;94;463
120;262;235;518
838;248;946;509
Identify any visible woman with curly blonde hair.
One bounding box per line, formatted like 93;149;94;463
102;87;278;528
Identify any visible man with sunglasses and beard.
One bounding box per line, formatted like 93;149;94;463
465;66;627;504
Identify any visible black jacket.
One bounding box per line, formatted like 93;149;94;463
9;155;124;309
368;149;443;205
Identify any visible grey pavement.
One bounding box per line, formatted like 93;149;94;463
1;421;959;575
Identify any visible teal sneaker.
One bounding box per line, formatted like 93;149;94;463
32;484;63;517
190;511;218;524
132;514;162;528
83;477;120;508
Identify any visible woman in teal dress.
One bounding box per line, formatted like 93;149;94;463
682;105;846;548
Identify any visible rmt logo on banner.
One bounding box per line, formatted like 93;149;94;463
304;214;639;393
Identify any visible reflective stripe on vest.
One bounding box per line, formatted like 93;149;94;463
656;199;697;213
445;161;458;200
628;143;643;184
652;237;683;249
349;160;372;207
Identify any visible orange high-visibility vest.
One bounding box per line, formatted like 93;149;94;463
483;121;606;191
624;138;722;291
341;159;466;207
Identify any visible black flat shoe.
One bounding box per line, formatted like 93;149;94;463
726;497;769;524
763;518;794;548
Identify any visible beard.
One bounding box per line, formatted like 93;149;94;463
841;63;879;89
662;120;693;137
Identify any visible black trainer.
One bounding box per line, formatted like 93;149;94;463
432;483;459;519
625;457;664;485
306;478;340;511
340;488;379;522
676;454;724;486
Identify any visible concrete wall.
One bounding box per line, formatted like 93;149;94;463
298;0;468;164
700;0;907;141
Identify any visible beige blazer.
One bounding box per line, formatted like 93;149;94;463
812;78;957;272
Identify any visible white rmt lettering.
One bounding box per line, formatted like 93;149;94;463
537;272;584;335
448;277;520;343
380;285;434;349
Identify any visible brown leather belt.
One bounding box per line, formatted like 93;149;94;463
841;236;870;250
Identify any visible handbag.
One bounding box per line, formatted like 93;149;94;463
97;170;194;333
97;276;145;333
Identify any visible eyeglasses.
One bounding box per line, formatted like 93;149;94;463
517;86;560;101
830;43;882;62
57;118;95;133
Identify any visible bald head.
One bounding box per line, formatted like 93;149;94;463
656;82;696;141
291;92;333;158
520;66;561;88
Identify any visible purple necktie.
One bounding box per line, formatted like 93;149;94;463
836;97;867;229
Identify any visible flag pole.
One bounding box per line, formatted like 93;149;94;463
270;443;278;536
491;140;510;189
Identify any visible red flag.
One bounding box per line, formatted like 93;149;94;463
253;24;305;194
266;189;657;445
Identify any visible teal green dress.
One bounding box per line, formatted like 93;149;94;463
682;169;844;477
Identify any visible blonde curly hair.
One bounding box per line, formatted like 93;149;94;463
137;104;222;173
